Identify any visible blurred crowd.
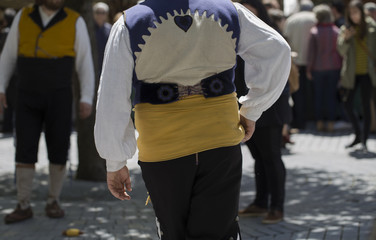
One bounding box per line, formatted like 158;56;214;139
238;0;376;152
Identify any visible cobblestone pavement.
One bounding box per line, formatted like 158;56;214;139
0;125;375;240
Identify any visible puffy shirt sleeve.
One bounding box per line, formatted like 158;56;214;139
234;3;291;121
94;16;137;172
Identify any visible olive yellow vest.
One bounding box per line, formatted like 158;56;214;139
18;5;79;58
17;5;79;92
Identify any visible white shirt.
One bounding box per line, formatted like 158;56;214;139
94;2;291;172
0;7;95;104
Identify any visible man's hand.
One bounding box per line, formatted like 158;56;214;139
107;166;132;201
79;102;92;119
0;93;7;114
240;115;256;142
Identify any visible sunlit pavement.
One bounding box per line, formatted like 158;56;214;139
0;124;375;240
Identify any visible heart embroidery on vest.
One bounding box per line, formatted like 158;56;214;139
174;15;193;32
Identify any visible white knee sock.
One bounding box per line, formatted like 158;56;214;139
47;163;66;204
16;167;35;210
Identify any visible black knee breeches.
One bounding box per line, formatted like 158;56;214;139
15;88;72;165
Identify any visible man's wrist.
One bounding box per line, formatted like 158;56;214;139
106;160;127;172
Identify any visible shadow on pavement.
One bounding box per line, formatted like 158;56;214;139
349;149;376;160
239;166;376;239
0;166;155;240
0;162;375;239
0;133;14;139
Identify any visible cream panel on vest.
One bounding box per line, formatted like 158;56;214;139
134;9;237;86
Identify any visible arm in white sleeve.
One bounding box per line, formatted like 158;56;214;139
234;3;291;121
0;10;22;93
74;17;95;104
94;16;136;172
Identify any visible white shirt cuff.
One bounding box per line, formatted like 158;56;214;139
106;160;127;172
80;95;93;105
239;106;263;122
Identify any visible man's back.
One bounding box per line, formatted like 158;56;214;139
284;11;316;65
125;0;239;87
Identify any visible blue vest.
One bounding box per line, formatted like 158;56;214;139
125;0;240;104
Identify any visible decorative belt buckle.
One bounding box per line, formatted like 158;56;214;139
178;83;203;100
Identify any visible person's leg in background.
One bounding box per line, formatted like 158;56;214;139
344;79;362;148
291;66;307;130
326;70;341;132
240;136;269;214
4;90;44;224
251;126;285;224
238;138;269;217
240;125;285;224
358;75;372;150
43;88;72;218
312;71;325;131
263;125;285;223
372;87;376;133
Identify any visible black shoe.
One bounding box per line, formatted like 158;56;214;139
262;210;284;224
345;138;361;148
4;204;33;224
239;204;268;217
45;200;65;218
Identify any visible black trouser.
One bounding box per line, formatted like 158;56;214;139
139;145;242;240
291;65;307;129
2;75;17;133
344;74;372;144
15;88;72;165
246;125;286;212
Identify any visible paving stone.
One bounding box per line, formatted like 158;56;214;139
290;231;310;240
0;130;375;239
307;227;326;240
341;224;359;240
323;226;341;240
256;236;275;240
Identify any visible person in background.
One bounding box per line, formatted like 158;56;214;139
0;8;16;134
364;2;376;22
95;0;291;238
4;8;16;27
0;9;6;51
93;2;111;72
331;0;345;28
0;8;17;48
337;0;376;151
306;4;342;132
366;2;376;133
262;0;280;11
268;8;297;147
268;8;285;32
113;12;123;24
284;0;316;130
0;0;95;224
236;0;289;224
